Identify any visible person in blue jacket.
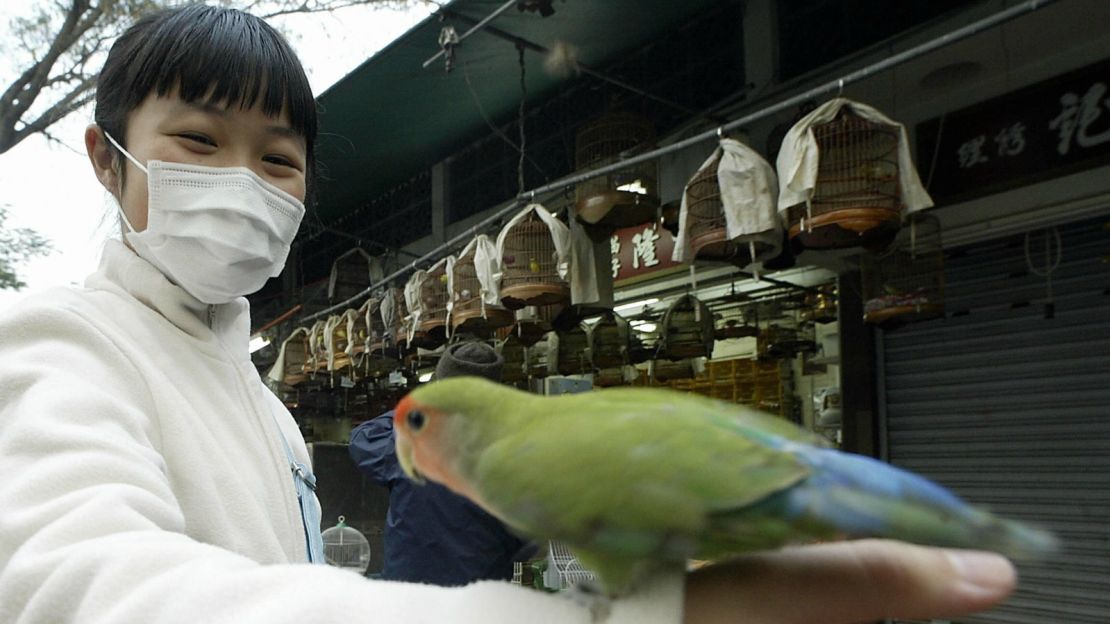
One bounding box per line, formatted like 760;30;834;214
349;341;533;586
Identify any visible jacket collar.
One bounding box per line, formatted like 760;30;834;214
85;240;252;358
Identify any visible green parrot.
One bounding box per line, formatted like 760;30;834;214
393;377;1057;595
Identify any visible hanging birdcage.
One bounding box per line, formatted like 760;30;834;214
627;316;662;364
497;205;570;309
451;235;514;335
324;310;359;374
782;109;903;250
756;298;816;360
574;111;659;235
588;311;630;370
676;140;781;268
715;305;759;341
659;294;715;360
553;322;590;376
349;300;371;359
380;287;406;353
861;212;945;326
414;258;450;347
497;333;528;385
680;153;775;266
307;319;329;375
328;248;382;305
278;327;311;386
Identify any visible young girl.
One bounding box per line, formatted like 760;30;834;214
0;5;1016;623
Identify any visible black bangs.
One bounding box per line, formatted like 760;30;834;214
141;5;314;139
97;4;316;151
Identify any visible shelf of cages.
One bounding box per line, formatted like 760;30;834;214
634;357;784;416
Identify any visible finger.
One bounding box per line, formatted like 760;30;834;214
684;539;1017;624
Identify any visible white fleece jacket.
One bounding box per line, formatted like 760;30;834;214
0;240;683;624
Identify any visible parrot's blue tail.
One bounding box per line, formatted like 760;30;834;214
771;446;1059;559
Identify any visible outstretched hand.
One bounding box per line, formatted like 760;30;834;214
684;539;1017;624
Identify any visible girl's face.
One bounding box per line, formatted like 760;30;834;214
86;87;308;232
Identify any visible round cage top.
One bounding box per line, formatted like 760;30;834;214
660;294;715;360
321;516;371;574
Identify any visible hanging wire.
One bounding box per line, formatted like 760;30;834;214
517;43;527;198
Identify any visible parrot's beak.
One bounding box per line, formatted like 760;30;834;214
395;432;427;485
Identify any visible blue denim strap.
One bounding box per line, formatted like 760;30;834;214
270;415;325;564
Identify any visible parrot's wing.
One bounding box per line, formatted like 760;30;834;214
472;392;812;562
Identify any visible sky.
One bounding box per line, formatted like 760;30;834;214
0;0;434;312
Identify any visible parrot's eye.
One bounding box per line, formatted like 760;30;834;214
406;410;426;432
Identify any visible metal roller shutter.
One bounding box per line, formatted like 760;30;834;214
881;215;1110;624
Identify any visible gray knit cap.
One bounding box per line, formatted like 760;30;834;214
434;341;503;382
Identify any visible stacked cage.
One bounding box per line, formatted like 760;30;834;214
756;297;816;360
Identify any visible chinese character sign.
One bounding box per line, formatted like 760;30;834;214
916;58;1110;203
610;224;680;283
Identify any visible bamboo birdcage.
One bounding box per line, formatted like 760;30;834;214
307;319;329;374
628;315;662;364
451;236;514;334
588;311;630;370
498;208;569;309
574;111;659;235
324;310;359;373
715;305;759;341
279;327;311;386
553;322;590;376
380;287;406;353
861;212;945;326
659;294;715;360
682;153;774;266
356;297;396;379
414;258;450;347
784;109;903;250
328;248;381;304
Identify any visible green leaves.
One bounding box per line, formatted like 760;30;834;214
0;205;52;291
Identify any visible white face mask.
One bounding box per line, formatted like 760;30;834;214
104;131;305;305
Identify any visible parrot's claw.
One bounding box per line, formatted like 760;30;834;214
563;580;612;623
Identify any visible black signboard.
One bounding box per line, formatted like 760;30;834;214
916;57;1110;205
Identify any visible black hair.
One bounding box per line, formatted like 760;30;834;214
94;4;317;202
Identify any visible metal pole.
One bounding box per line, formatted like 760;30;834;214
422;0;518;69
296;0;1054;324
524;0;1055;199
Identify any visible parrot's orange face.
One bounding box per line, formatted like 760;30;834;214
393;395;481;502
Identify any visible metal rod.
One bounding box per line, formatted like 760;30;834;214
422;0;518;69
296;0;1053;325
525;0;1055;199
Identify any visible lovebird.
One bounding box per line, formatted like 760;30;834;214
393;377;1057;595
